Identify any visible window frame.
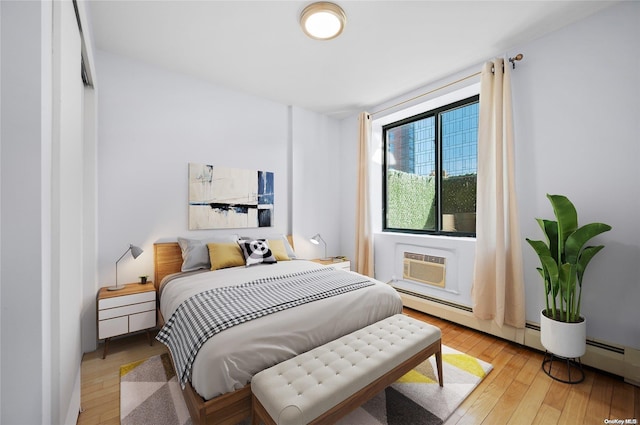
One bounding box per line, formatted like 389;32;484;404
381;94;479;237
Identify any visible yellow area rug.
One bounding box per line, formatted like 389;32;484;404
120;345;492;425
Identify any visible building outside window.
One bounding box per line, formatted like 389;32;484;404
382;95;479;235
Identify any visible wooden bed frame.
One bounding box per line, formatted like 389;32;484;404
153;237;294;425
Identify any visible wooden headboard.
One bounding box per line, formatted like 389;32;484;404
153;242;183;291
153;236;295;292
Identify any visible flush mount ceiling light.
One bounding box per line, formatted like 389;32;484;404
300;2;346;40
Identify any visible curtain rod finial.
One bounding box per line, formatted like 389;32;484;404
509;53;524;69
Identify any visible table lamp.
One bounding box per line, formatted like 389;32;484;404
108;244;143;291
310;233;330;260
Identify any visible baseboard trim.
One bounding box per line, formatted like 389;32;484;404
64;366;81;425
395;288;639;385
396;289;525;344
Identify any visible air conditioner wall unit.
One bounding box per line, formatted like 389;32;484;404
402;252;446;288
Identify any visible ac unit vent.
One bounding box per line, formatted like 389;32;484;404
403;252;446;288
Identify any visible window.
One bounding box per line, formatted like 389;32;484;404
382;95;479;236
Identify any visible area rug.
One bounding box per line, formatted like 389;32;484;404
120;345;492;425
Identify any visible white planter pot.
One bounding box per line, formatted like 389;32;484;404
540;310;586;358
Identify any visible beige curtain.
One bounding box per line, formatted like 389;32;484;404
471;58;525;328
355;112;374;277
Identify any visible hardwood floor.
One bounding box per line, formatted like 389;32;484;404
403;308;639;425
78;332;167;425
78;308;639;425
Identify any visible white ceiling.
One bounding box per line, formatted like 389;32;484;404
87;0;616;118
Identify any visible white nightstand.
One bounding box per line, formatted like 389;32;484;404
311;258;351;272
97;282;156;358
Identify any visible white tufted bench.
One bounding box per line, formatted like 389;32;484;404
250;314;442;425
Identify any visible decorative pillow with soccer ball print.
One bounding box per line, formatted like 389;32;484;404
237;239;277;267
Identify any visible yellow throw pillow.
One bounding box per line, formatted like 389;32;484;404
268;239;290;261
207;242;245;270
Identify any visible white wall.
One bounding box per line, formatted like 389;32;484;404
291;106;342;260
339;1;640;349
81;86;98;354
514;1;639;348
338;116;358;263
1;1;51;423
51;1;87;423
95;51;343;305
96;51;289;286
0;1;3;411
1;1;97;423
79;0;100;357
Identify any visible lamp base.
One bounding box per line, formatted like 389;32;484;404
106;285;125;291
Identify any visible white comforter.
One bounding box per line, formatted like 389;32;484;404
159;260;403;400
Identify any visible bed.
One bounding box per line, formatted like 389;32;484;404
153;238;402;425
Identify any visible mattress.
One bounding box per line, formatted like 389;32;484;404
158;260;403;400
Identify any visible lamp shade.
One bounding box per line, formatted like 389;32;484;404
108;243;144;291
130;244;143;259
309;233;329;260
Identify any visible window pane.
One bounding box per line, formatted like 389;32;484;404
382;95;478;236
385;116;436;231
441;102;478;233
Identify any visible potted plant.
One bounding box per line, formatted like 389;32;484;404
526;194;611;361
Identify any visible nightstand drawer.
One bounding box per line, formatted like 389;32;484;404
336;261;351;271
99;316;128;339
129;310;156;333
98;291;155;310
98;301;156;320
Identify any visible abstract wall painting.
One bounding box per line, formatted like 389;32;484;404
188;163;274;230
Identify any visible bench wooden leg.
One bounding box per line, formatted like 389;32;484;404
251;394;273;425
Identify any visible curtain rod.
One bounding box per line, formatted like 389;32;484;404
370;53;524;117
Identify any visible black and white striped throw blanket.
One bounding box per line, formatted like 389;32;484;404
156;267;374;387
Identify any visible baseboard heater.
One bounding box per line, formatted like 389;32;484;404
524;322;625;355
393;286;639;385
394;287;472;313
